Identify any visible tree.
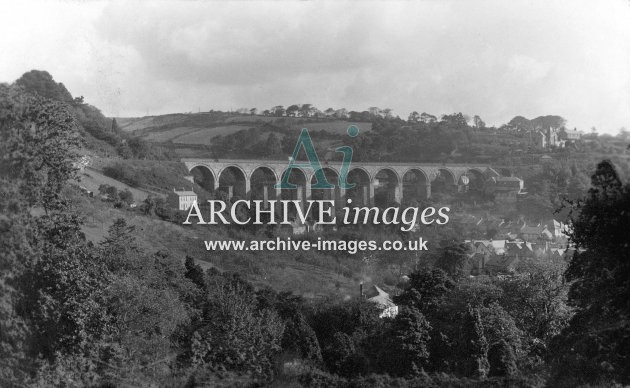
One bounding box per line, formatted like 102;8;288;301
473;115;486;129
272;105;285;117
462;307;490;378
368;107;381;116
334;108;348;119
385;307;431;377
567;173;589;200
286;104;299;117
408;111;420;123
550;160;630;386
98;184;118;201
19;213;110;360
184;256;206;292
393;267;455;312
103;250;192;375
0;84;80;210
99;218;140;272
264;133;282;157
185;272;285;380
488;339;518;377
499;260;571;344
299;104;313;118
420;112;437;124
436;242;471;279
323;332;362;377
118;188;134;205
441;113;468;129
15;70;73;103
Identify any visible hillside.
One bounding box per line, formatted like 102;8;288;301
68;183;363;299
76;167;154;201
115;112;373;158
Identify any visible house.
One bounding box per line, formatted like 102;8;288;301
487;176;524;203
533;131;547;149
520;224;545;241
490;239;507;255
504;241;535;260
562;128;582;142
532;126;567;149
545;219;570;242
173;188;197;211
549;248;566;262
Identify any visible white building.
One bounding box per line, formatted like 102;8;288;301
173;188;197;211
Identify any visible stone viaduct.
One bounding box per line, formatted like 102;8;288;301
182;158;502;206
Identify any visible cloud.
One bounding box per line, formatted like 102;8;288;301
1;0;629;133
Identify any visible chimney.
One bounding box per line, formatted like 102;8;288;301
359;282;364;298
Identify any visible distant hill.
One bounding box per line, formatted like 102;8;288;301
117;112;372;142
115;111;372;158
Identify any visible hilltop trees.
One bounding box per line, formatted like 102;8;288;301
408;111;420;123
15;70;74;103
15;70;171;160
473;115;486;129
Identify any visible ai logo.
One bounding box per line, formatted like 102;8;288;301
276;125;359;190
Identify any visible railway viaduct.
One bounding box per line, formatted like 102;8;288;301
182;158;503;206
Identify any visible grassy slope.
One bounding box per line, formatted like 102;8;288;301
69;183;361;299
76;167;155;201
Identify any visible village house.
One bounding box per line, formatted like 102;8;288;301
487;176;525;203
173;188;197;211
562;128;582;144
532;126;565;149
519;224;546;241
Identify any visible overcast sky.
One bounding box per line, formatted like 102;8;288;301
1;1;629;133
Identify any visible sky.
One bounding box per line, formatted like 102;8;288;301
1;0;629;134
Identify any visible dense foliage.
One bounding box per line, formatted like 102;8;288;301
548;160;630;386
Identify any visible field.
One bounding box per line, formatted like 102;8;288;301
290;121;372;135
116;113;372;148
171;125;251;144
